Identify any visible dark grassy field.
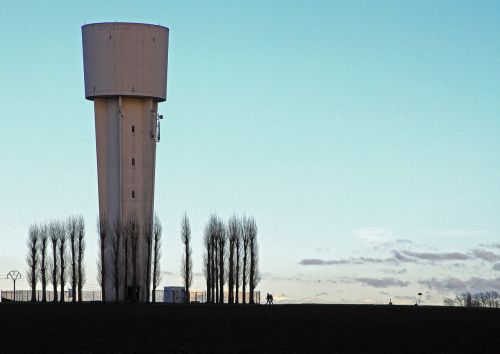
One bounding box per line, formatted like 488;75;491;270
0;303;498;353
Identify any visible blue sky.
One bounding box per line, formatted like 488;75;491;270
1;0;499;304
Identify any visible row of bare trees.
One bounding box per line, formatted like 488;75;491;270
96;214;163;302
25;216;86;302
202;214;259;304
444;291;500;308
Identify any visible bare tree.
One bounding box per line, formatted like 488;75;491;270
76;216;85;302
443;298;455;306
144;217;153;303
39;224;49;302
242;216;250;304
247;217;259;304
97;215;108;302
58;222;67;302
217;219;226;304
49;221;60;302
67;216;78;302
203;223;212;303
123;220;130;297
152;215;162;303
111;218;122;303
26;224;39;302
124;216;139;301
227;215;239;304
180;213;192;303
235;219;242;304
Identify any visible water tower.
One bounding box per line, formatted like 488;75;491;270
82;22;169;302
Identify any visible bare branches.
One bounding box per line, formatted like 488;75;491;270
247;217;259;304
228;215;240;304
144;217;153;303
26;224;39;302
76;216;85;302
217;219;226;304
152;215;162;303
111;218;122;303
97;215;108;302
180;213;192;303
58;222;67;302
67;216;78;303
242;216;250;304
49;221;60;302
39;224;49;302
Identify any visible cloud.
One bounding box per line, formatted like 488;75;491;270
380;268;407;275
493;264;500;271
298;256;397;266
401;250;469;261
351;227;392;242
298;259;349;266
355;277;409;288
393;251;417;263
315;292;328;297
418;276;500;293
472;249;500;262
432;229;486;238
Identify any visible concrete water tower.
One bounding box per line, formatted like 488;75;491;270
82;22;169;302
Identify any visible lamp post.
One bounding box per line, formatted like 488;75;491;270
418;292;422;306
7;270;22;301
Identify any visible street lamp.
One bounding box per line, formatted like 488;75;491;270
418;292;422;306
7;270;22;301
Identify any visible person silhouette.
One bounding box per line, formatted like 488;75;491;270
266;293;270;304
389;298;393;306
269;293;273;305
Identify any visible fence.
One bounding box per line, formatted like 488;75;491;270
1;290;102;302
152;290;260;304
1;289;260;304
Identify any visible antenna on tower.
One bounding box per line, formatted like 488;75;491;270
157;114;163;142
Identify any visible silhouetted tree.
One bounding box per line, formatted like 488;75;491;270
76;217;85;302
152;215;162;303
235;218;242;304
180;213;193;303
49;221;60;302
111;218;122;303
58;223;67;302
443;298;455;306
39;224;48;302
217;219;226;304
124;216;139;300
242;216;250;304
227;215;239;304
67;216;78;302
144;218;153;303
97;215;108;302
26;224;39;302
248;217;259;304
203;224;212;303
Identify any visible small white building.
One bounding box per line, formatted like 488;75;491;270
163;286;185;303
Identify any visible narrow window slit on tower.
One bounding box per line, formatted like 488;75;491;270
132;158;135;167
132;190;135;199
131;125;135;133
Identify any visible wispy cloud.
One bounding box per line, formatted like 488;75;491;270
355;277;409;288
298;256;397;266
380;268;407;275
431;229;486;238
472;249;500;262
401;250;470;261
351;227;392;242
418;276;500;293
493;263;500;271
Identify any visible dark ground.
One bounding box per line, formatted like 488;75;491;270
0;303;498;353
